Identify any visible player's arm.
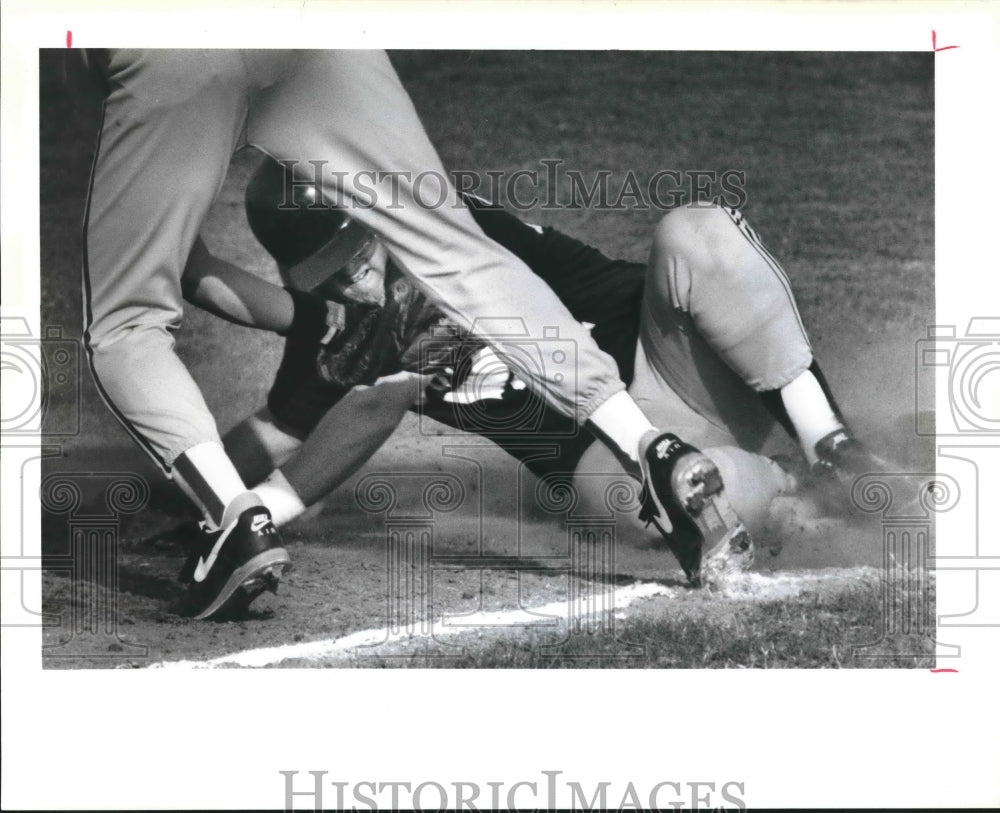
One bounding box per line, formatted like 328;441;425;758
278;371;429;506
181;236;295;331
183;236;344;352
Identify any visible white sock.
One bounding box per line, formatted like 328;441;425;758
252;469;307;528
780;370;844;464
586;390;657;465
171;441;262;529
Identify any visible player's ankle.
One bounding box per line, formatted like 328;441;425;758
172;440;256;529
585;390;656;465
220;491;265;528
779;369;843;465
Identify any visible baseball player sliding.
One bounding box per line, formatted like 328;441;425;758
180;156;885;583
81;49;758;618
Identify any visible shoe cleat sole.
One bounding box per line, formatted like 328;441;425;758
193;548;292;620
242;562;287;593
670;454;754;587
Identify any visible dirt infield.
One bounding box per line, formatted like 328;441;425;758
39;430;932;669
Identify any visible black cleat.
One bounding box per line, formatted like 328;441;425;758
179;506;291;620
813;429;889;481
639;432;754;587
809;429;891;512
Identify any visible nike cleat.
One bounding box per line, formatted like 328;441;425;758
179;506;291;620
639;432;754;587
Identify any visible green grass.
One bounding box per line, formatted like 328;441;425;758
360;576;935;669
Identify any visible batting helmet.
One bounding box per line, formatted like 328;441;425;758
244;157;372;292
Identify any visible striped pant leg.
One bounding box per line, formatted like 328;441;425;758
636;202;814;452
83;49;252;469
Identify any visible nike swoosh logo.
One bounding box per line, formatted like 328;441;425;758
250;513;270;533
192;523;238;583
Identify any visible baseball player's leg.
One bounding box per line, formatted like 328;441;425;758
642;202;852;466
248;51;643;435
84;49;264;527
576;203;826;552
83;49;292;617
574;338;793;539
85;52;237;463
638;202;890;517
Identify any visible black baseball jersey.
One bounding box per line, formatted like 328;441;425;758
267;197;646;477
